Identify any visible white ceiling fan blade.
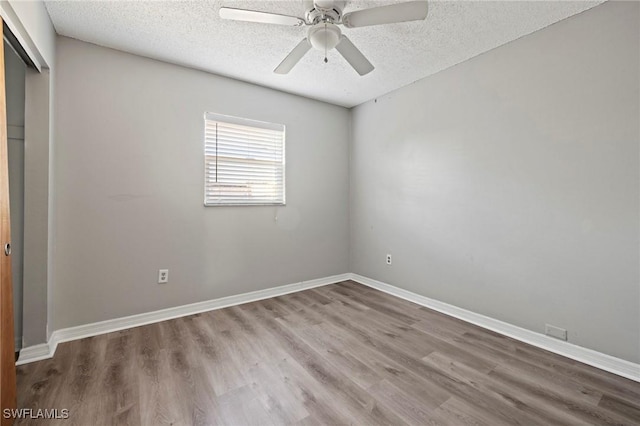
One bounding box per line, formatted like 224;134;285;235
274;39;311;74
219;7;305;26
335;36;374;76
342;1;428;28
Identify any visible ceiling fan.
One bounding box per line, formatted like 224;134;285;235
219;1;428;76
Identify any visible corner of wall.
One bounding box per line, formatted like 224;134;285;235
347;107;354;273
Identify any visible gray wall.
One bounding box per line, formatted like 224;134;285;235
5;41;26;349
52;37;350;330
350;1;639;363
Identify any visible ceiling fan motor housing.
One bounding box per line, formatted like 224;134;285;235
308;22;342;51
303;0;345;24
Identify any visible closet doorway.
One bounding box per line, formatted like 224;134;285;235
1;16;34;424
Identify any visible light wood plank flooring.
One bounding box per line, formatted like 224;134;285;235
15;281;640;425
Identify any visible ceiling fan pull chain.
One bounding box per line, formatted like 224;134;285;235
324;22;328;63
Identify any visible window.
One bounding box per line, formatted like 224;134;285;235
204;113;285;206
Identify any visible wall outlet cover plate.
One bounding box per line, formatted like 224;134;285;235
545;323;567;341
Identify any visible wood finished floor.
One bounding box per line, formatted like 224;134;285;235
15;281;640;425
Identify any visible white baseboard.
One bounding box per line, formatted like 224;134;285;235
16;273;350;366
17;271;640;383
16;343;52;365
350;273;640;383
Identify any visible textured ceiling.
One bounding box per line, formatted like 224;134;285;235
45;0;605;107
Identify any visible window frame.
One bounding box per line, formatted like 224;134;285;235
203;112;286;207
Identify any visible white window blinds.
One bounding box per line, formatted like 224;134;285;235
204;113;285;206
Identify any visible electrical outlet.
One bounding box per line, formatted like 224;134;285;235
545;324;567;341
386;254;392;265
158;269;169;284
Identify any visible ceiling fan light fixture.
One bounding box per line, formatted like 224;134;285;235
308;22;341;51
